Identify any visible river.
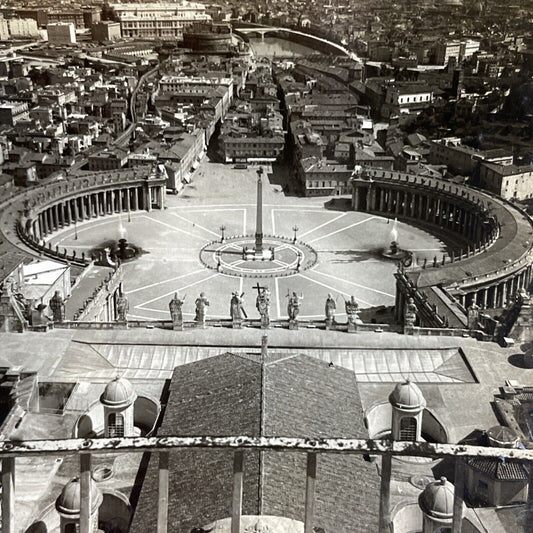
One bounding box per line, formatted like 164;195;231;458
248;37;320;58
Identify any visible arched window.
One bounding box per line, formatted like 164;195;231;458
108;412;124;437
65;523;77;533
400;417;417;441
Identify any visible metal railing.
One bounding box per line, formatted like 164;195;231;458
2;435;532;533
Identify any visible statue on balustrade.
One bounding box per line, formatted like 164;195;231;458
404;297;418;328
230;292;247;322
195;292;209;324
467;301;480;330
325;293;336;326
49;290;65;323
169;292;186;329
344;295;359;324
256;286;271;328
287;291;303;322
116;290;129;322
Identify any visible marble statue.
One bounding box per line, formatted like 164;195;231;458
49;290;65;323
169;293;185;329
325;293;336;324
116;291;129;322
195;292;209;324
287;291;303;321
255;285;271;327
230;292;247;321
344;295;359;324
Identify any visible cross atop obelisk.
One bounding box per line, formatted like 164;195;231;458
255;166;263;254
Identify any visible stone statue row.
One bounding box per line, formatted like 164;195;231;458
168;288;360;330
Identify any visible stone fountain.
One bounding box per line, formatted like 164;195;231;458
382;218;409;261
92;217;142;266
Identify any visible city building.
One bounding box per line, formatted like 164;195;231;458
429;138;513;176
381;82;434;118
6;17;40;39
221;134;285;163
91;21;121;42
479;162;533;200
158;75;233;122
0;102;30;126
47;8;100;29
433;39;481;65
47;23;76;45
110;2;211;40
299;157;353;196
88;148;129;171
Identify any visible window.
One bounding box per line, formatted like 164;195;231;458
399;417;417;441
108;412;124;437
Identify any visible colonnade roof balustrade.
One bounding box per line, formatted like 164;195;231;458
352;170;533;291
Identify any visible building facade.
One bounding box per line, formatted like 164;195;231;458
47;23;76;45
479;162;533;200
91;21;121;42
110;2;210;40
221;134;284;163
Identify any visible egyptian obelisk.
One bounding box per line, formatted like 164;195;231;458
255;167;263;254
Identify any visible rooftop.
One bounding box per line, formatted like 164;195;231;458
130;352;380;532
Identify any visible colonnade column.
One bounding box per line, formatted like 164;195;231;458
353;185;360;211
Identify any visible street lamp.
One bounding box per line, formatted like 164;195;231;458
74;218;78;240
292;225;299;243
220;225;226;243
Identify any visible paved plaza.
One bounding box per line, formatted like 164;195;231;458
49;161;447;321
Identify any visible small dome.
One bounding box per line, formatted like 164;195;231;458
487;425;520;448
55;477;103;517
100;376;137;409
389;380;426;411
419;477;454;520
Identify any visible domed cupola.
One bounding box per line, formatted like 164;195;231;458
418;477;454;532
389;380;426;412
100;376;137;409
389;380;426;441
100;376;137;438
56;477;102;533
486;425;520;448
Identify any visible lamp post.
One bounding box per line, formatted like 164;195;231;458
74;218;78;241
220;225;226;243
292;225;299;244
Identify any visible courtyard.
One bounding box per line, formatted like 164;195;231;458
48;161;447;322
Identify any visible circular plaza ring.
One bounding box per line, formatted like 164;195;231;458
199;234;318;278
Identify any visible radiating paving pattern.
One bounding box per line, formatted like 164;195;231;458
49;202;446;320
81;343;475;384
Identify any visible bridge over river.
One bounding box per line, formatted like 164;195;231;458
233;23;360;61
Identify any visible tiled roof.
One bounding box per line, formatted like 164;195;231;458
130;352;380;533
466;457;529;480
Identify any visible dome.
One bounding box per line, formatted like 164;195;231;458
487;425;520;448
100;376;137;409
389;380;426;411
418;477;454;520
55;477;103;517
